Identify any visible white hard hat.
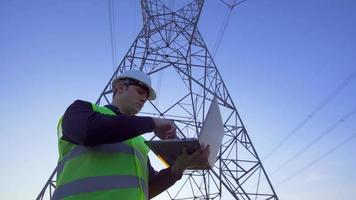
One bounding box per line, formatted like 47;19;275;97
112;69;156;100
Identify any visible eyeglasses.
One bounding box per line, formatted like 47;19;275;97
120;78;150;95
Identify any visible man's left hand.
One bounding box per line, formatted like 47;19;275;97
171;145;210;175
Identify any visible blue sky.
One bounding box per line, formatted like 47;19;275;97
0;0;356;199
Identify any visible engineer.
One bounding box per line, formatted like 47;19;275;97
52;69;210;200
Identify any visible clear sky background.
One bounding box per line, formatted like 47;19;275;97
0;0;356;199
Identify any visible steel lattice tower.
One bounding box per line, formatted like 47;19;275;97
37;0;278;199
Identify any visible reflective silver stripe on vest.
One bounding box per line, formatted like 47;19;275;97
57;143;146;175
52;175;148;200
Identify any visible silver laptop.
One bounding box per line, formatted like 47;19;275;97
145;96;225;168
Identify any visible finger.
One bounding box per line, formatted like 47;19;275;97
200;145;209;155
156;131;165;140
167;127;176;137
204;145;210;154
166;127;176;139
190;148;204;159
169;123;176;132
200;143;208;151
165;132;176;139
168;121;176;133
200;144;205;149
162;125;175;139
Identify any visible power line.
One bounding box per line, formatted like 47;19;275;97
263;68;356;160
212;0;247;59
108;0;118;72
276;132;356;186
212;6;232;59
270;106;356;175
170;0;174;10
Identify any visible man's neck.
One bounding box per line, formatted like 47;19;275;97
110;102;133;116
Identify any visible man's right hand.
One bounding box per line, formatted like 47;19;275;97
152;118;177;139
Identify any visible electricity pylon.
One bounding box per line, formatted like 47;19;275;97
37;0;278;199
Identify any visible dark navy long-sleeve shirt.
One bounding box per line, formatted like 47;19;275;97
60;100;182;199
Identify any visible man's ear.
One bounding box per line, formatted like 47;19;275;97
112;84;120;98
112;88;117;98
115;83;126;95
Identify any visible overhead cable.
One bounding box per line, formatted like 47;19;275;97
108;0;118;72
270;106;356;175
263;68;356;160
276;132;356;186
212;0;247;59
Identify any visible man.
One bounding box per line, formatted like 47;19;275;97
53;69;210;200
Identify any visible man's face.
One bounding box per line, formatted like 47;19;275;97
114;83;149;115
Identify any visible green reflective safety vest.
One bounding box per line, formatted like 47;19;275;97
53;104;149;200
